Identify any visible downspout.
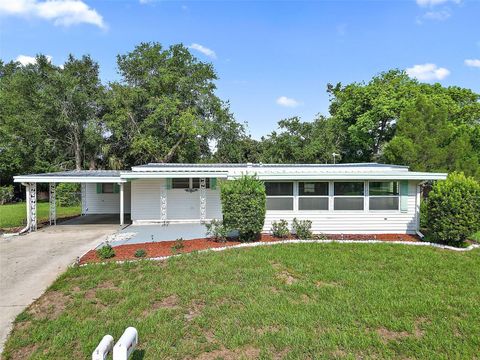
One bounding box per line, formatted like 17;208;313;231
2;183;31;237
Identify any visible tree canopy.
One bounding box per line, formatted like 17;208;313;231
1;45;479;185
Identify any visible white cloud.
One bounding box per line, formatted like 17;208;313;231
189;43;217;59
276;96;302;108
15;54;52;65
465;59;480;68
416;0;459;7
422;9;451;20
0;0;106;29
406;63;450;81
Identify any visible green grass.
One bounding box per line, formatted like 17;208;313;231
471;231;480;242
3;243;480;359
0;202;81;229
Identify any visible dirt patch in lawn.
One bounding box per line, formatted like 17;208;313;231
375;327;410;342
28;291;69;320
8;344;39;360
185;301;206;322
79;233;419;264
195;346;261;360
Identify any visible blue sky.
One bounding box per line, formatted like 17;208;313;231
0;0;479;138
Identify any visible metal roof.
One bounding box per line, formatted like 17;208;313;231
133;162;409;169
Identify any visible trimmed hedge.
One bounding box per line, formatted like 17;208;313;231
220;175;266;242
426;172;480;245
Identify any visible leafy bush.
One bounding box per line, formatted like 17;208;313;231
426;172;480;245
171;238;185;253
0;185;14;205
96;244;115;259
205;219;229;242
134;249;147;258
271;219;289;238
56;183;80;207
292;218;313;239
420;199;428;229
220;175;266;242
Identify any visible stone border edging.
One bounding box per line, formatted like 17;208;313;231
78;239;480;267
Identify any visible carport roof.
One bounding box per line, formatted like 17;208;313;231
14;170;127;183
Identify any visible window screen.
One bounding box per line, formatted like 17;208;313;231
334;182;364;196
172;178;190;189
334;197;364;210
299;182;328;196
102;183;114;193
299;197;328;210
267;198;294;211
369;182;399;196
265;182;293;196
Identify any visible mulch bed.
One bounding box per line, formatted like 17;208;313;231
79;233;419;265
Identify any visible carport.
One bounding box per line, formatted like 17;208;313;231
13;170;129;232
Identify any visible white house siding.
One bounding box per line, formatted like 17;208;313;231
263;181;419;234
131;179;163;221
83;182;131;214
168;188;222;220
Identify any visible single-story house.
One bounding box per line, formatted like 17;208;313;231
13;163;447;234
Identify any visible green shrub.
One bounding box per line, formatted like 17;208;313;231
171;238;185;253
205;219;229;242
220;175;266;242
0;185;14;205
271;219;289;238
292;218;313;239
56;183;80;207
427;172;480;245
420;199;428;229
96;244;115;259
134;249;147;258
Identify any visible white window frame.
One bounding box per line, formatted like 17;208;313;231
265;181;294;212
368;181;400;212
297;181;329;212
332;181;366;212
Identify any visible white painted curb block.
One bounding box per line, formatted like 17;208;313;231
113;327;138;360
92;334;114;360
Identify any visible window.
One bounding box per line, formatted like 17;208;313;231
102;183;114;193
265;182;293;210
172;178;190;189
369;181;399;210
334;182;364;210
298;182;329;210
172;178;210;190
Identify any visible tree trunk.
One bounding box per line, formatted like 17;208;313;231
73;131;82;170
161;135;185;163
89;158;96;170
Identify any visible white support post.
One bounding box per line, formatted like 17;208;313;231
49;183;56;225
160;182;167;224
25;184;31;230
81;183;87;216
119;183;124;226
28;182;37;232
199;177;206;223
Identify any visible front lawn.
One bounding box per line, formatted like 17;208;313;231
0;201;81;229
3;243;479;359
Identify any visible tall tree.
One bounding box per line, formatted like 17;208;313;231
103;42;241;167
383;96;480;178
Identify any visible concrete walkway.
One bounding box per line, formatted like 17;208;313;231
0;218;120;352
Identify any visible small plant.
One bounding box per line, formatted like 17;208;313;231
56;183;80;207
205;219;229;242
292;218;313;239
171;238;185;253
271;219;289;238
96;243;115;259
134;249;147;258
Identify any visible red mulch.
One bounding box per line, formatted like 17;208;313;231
79;233;419;265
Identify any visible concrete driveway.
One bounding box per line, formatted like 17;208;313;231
0;216;121;352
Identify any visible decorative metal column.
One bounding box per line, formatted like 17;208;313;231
49;183;56;225
81;183;87;216
119;183;124;226
160;183;167;223
199;177;207;223
28;182;37;232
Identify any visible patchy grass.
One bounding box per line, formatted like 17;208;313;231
3;243;480;359
0;201;80;229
